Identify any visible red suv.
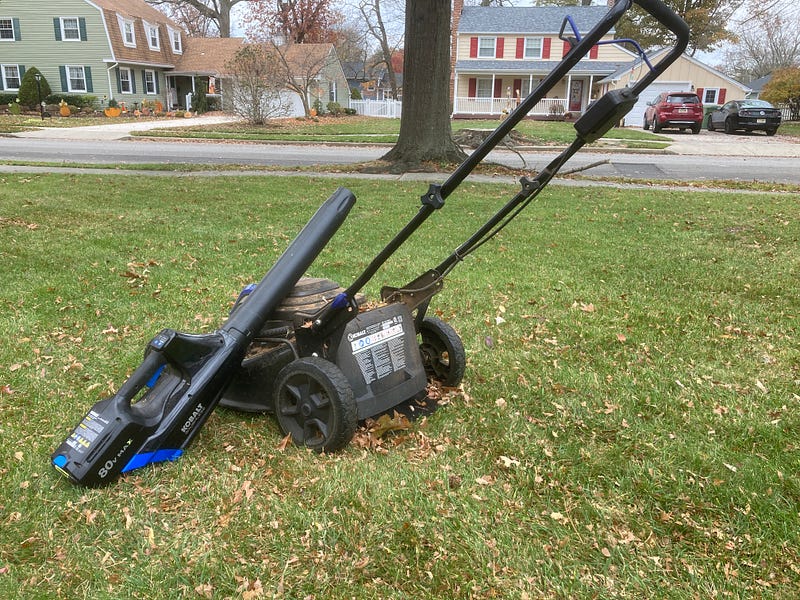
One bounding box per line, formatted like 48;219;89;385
643;92;703;134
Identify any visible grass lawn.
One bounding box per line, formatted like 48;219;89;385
1;174;799;598
126;116;669;149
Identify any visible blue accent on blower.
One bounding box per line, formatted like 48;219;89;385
53;454;68;468
122;449;184;473
146;364;166;388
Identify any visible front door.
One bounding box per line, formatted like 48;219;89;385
569;80;584;112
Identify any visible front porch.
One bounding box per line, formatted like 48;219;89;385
453;73;601;119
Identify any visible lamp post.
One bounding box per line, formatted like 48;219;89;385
34;73;44;121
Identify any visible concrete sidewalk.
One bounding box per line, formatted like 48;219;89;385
11;113;239;141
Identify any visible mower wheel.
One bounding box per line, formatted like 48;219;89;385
273;357;357;452
418;317;466;388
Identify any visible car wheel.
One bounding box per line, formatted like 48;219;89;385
707;116;715;131
691;123;701;134
724;118;736;134
766;128;777;136
643;116;650;131
652;117;662;133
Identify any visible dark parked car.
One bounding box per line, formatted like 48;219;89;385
707;99;781;136
643;91;703;134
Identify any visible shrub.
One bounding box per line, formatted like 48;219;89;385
8;100;21;115
350;87;362;100
326;101;342;116
312;99;325;115
18;67;51;109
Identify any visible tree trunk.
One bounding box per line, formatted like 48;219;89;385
381;0;466;168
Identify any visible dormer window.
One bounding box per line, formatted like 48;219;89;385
168;26;182;54
118;15;136;47
143;21;159;50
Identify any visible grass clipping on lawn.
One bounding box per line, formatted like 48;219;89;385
1;173;798;599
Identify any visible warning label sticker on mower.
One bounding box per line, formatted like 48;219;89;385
349;316;407;385
65;410;108;455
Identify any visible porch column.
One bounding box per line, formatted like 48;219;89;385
491;74;496;115
588;75;595;106
566;73;572;107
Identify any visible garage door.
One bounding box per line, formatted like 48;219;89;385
623;81;691;127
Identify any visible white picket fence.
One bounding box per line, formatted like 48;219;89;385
350;99;402;118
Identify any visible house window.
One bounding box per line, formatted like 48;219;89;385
119;67;133;93
1;64;21;89
66;66;87;92
144;21;159;50
478;37;496;58
476;78;493;98
168;27;182;54
0;18;16;41
524;37;543;59
61;17;80;41
703;88;720;104
118;16;135;47
144;70;156;94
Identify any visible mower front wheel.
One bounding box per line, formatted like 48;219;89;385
418;317;466;388
273;357;357;452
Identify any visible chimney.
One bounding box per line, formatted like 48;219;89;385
450;0;465;106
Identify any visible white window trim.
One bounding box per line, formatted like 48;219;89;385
117;15;136;48
0;17;16;42
476;77;493;98
168;26;182;54
143;20;160;50
144;69;157;95
60;17;81;42
702;88;721;104
524;37;543;59
1;64;21;89
66;65;87;92
477;36;496;59
119;67;133;94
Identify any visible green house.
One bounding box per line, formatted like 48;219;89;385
0;0;197;110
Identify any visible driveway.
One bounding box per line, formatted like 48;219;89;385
652;128;800;157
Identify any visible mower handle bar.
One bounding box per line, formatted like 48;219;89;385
335;0;688;308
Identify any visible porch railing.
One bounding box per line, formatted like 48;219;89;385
454;97;574;117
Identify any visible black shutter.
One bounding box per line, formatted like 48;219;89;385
131;70;136;94
59;66;68;91
79;18;87;41
13;18;21;41
116;68;121;93
85;66;93;92
53;18;62;41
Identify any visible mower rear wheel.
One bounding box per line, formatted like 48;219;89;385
418;317;466;388
273;357;357;452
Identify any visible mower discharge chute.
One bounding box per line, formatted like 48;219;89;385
52;0;689;486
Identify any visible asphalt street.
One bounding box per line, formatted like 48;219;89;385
2;115;799;184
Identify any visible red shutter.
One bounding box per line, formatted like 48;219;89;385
496;37;504;59
494;78;503;98
468;78;477;97
589;45;598;59
542;38;551;59
469;37;478;58
562;41;570;57
695;88;703;103
516;38;524;59
513;79;522;98
718;88;726;104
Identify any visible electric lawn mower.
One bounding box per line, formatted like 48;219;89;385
52;0;690;486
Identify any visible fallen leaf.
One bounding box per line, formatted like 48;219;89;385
600;547;611;557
